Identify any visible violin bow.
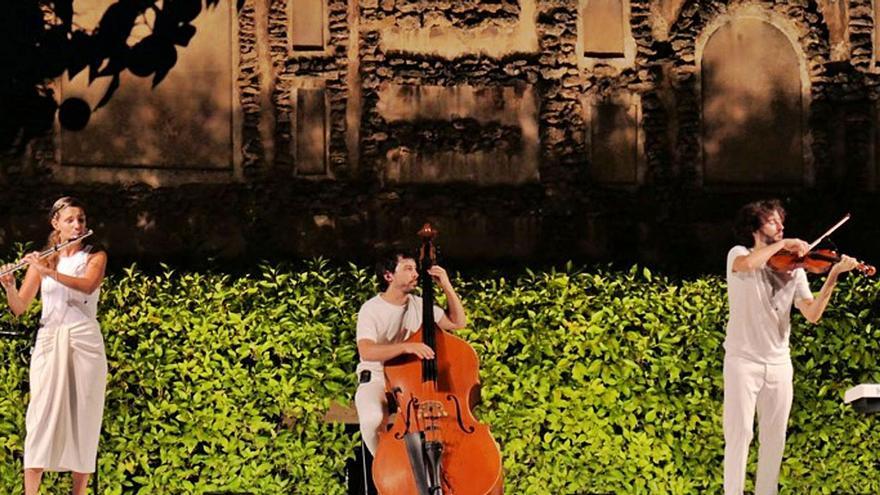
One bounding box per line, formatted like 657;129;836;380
808;214;850;251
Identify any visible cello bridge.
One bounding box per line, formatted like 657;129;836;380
417;400;448;421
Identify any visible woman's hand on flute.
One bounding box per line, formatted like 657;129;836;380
0;264;15;290
23;253;52;279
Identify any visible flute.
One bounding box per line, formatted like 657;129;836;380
0;230;94;277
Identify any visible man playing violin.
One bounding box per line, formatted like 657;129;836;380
723;199;859;495
354;251;467;455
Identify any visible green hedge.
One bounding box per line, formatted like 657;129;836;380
1;259;879;494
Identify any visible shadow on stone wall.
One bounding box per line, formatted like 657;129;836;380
0;0;229;170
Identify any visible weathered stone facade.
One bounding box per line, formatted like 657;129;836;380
7;0;880;273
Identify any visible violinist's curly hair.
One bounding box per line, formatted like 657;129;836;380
375;250;416;292
734;199;786;246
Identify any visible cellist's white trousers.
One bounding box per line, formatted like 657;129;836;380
355;372;387;455
723;355;793;495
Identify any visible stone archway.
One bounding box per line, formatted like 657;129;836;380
700;17;803;184
668;0;831;186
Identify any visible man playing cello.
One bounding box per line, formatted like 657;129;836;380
354;250;467;455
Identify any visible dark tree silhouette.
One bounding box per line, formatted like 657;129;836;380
0;0;225;159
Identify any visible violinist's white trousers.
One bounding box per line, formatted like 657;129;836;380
355;372;387;455
723;355;793;495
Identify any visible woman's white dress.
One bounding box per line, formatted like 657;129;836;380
24;247;107;473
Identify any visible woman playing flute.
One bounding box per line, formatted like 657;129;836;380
0;196;107;495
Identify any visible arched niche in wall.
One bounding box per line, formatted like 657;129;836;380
579;0;636;68
583;0;625;56
873;102;880;191
292;82;330;177
699;16;806;185
290;0;327;52
584;93;643;184
874;0;880;68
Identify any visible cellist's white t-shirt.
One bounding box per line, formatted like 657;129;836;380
724;245;813;364
356;294;443;374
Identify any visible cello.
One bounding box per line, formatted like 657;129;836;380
372;224;503;495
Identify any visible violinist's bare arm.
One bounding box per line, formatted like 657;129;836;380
358;339;435;361
796;255;859;323
732;239;810;273
429;265;467;330
1;264;41;316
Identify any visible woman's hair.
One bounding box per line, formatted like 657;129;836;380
733;199;786;247
45;196;87;269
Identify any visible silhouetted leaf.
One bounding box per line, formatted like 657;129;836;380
171;24;197;47
67;32;94;80
127;35;160;77
95;73;121;110
97;54;128;78
166;0;202;23
39;27;70;79
152;66;171;88
55;0;74;28
88;54;106;84
151;39;178;87
96;1;140;46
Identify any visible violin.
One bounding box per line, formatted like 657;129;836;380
768;248;876;276
767;214;876;276
372;223;503;495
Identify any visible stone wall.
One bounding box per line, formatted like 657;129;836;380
6;0;880;274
